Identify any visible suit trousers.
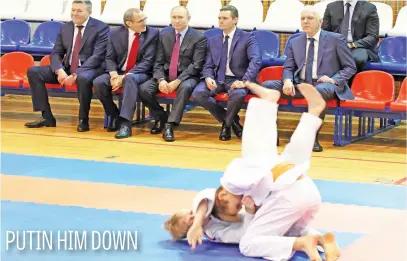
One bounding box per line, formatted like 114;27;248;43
261;79;337;120
138;78;198;124
27;65;104;120
192;76;248;126
93;73;150;121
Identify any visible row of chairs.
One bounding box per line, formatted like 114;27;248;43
1;51;406;147
1;0;406;35
1;19;406;77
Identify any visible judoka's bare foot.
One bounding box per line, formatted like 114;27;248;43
296;83;326;117
244;81;281;103
294;235;322;261
320;232;340;261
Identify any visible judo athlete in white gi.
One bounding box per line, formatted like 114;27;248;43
164;82;340;261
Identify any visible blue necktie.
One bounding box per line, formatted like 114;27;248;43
305;38;315;84
340;3;351;40
217;35;229;84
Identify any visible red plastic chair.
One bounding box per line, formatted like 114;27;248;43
0;52;34;88
215;66;288;104
37;55;66;90
340;71;395;110
390;78;407;111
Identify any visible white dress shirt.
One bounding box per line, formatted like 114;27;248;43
69;17;89;66
175;26;189;46
300;28;321;81
223;26;237;77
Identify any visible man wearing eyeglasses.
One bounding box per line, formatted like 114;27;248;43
93;8;159;139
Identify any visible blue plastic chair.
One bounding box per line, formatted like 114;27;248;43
268;32;302;66
19;21;64;55
252;30;280;68
203;27;223;39
0;19;31;53
364;36;407;76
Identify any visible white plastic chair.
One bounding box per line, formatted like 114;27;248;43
0;0;27;20
257;0;304;33
371;2;393;36
228;0;264;30
187;0;221;29
99;0;141;24
142;0;180;27
388;5;407;37
18;0;64;21
56;0;102;22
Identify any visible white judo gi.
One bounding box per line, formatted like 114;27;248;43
194;98;323;260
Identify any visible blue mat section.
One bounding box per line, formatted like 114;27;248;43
1;201;364;261
1;152;406;209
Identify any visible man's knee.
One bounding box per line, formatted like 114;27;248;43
138;80;155;98
76;73;93;87
262;80;283;91
123;74;146;87
191;82;208;102
228;88;247;101
315;83;335;101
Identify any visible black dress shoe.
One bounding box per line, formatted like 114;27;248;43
115;125;132;139
150;114;167;134
231;118;243;139
107;117;120;132
77;119;90;132
313;139;323;152
25;117;56;128
219;122;231;141
162;123;175;142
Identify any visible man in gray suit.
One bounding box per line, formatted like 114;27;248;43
93;8;159;139
262;5;357;152
322;0;380;71
138;6;207;142
24;0;109;132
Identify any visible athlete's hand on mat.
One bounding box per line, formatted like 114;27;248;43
187;224;203;249
205;77;217;91
242;196;257;214
283;80;295;96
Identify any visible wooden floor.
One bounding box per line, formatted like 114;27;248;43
1;94;406;185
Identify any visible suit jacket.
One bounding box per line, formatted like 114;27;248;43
50;17;109;74
202;28;261;82
105;26;159;75
153;26;207;82
322;0;379;60
283;30;357;100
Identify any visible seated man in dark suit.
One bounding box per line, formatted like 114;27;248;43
322;0;380;71
24;0;109;132
93;8;159;139
138;6;207;142
191;5;261;141
262;5;357;152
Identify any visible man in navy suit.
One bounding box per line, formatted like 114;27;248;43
262;6;357;151
93;8;159;139
138;6;207;142
25;0;109;132
191;5;261;141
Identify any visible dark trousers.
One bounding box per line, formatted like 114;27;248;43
27;65;103;120
192;76;248;126
93;73;149;121
138;78;198;124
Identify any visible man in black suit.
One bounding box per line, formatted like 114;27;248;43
322;0;380;71
93;8;159;139
138;6;207;142
25;0;109;132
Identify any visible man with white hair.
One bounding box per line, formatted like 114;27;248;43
262;5;357;152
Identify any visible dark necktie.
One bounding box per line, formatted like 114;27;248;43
217;35;229;84
70;25;84;74
169;33;181;81
125;33;140;72
305;38;315;84
340;3;351;40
